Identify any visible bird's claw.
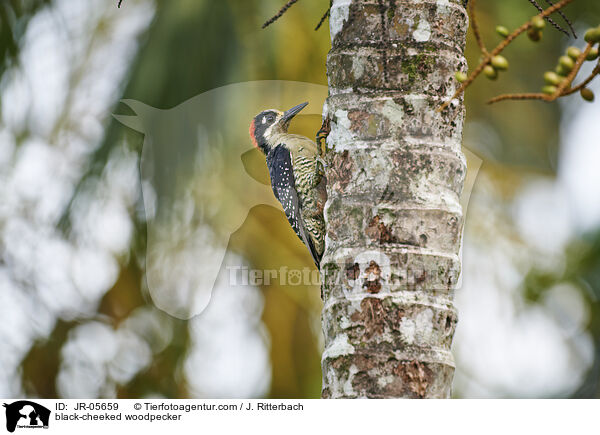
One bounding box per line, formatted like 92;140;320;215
316;116;331;157
316;155;327;170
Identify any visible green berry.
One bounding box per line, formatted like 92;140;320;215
587;47;599;61
559;55;575;72
555;65;569;76
542;85;557;95
527;27;542;42
584;27;600;43
567;47;582;60
483;65;498;80
531;16;545;31
491;55;509;71
496;26;510;38
581;88;595;102
455;71;468;83
544;71;563;86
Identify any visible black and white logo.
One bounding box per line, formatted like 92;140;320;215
3;401;50;433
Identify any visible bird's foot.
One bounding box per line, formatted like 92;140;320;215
316;155;327;170
316;116;331;156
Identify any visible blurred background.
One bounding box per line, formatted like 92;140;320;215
0;0;599;399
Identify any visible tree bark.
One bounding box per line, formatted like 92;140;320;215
321;0;468;398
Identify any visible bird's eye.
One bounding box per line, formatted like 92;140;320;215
267;115;275;122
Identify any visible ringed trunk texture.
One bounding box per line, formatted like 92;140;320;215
321;0;468;398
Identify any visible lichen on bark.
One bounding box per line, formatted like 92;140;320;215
321;0;468;398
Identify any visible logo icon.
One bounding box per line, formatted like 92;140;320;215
3;401;50;433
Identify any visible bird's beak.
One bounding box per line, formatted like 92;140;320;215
282;102;308;123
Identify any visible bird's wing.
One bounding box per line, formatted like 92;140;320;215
267;145;320;267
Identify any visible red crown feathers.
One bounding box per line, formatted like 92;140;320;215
249;120;258;148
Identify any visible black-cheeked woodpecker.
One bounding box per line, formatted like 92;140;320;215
249;102;327;268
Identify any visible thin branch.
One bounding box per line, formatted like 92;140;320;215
468;0;488;56
487;92;548;104
543;0;577;37
315;1;332;31
563;61;600;95
262;0;300;29
437;0;575;112
527;0;570;36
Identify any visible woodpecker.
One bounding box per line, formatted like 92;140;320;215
249;102;327;268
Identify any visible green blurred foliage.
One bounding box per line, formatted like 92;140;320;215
524;231;600;397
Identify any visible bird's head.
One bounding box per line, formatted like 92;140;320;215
249;102;308;154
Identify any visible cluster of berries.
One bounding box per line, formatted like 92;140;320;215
454;20;600;104
541;26;600;102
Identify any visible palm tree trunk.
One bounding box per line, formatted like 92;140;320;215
321;0;468;398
